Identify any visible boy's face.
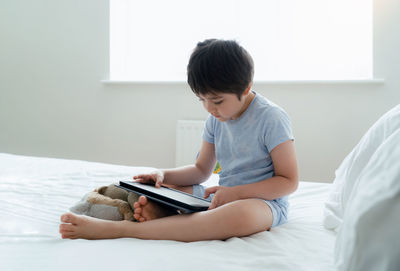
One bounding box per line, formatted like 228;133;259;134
197;89;253;122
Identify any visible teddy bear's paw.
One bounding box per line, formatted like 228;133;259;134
118;202;135;221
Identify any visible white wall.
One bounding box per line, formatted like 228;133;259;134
0;0;399;182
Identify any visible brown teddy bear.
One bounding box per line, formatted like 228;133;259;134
70;184;140;221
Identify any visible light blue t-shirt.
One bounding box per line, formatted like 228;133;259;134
202;91;294;203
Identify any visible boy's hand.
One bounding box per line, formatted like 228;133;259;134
133;170;164;188
204;186;239;210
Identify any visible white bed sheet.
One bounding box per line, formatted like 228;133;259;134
0;153;335;271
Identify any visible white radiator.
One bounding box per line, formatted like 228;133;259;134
175;120;205;167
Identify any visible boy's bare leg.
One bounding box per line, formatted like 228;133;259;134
133;185;193;222
60;198;273;242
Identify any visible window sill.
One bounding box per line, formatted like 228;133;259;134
101;79;384;85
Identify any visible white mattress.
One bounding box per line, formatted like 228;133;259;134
0;153;336;271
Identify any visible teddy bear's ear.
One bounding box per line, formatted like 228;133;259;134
94;185;108;194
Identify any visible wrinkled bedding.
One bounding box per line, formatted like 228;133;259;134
0;153;335;271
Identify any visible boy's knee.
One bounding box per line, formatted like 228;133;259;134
230;199;272;230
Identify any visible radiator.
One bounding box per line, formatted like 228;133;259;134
175;120;205;167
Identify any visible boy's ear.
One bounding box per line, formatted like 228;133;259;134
243;83;252;95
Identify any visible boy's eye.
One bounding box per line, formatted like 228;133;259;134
214;100;223;105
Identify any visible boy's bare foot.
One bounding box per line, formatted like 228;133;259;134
133;195;178;222
59;213;127;240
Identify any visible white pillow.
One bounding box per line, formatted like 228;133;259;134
323;104;400;231
334;128;400;271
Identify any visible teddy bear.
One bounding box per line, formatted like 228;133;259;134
69;183;140;221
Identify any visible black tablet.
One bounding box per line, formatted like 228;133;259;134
117;181;211;213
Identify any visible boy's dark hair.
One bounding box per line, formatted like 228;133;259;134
187;39;254;100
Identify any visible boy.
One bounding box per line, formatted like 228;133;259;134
59;39;298;241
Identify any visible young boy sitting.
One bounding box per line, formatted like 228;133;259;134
59;39;298;241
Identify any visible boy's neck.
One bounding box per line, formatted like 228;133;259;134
232;91;255;120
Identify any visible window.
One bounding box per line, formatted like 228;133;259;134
110;0;372;81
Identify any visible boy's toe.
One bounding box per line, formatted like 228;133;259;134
138;195;148;205
61;213;79;224
61;213;73;223
134;213;146;222
134;207;142;214
59;223;74;233
61;232;75;239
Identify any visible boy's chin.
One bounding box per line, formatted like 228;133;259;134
216;117;228;122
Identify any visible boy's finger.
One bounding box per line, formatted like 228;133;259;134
204;189;213;198
134;175;150;182
134;174;148;178
134;178;155;184
204;186;219;197
208;199;217;210
154;175;163;188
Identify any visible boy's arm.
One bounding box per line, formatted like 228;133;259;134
237;140;298;200
205;140;298;209
162;140;217;186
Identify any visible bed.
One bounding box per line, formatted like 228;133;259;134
1;104;399;271
0;153;335;271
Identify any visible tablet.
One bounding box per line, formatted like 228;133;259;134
117;181;211;213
